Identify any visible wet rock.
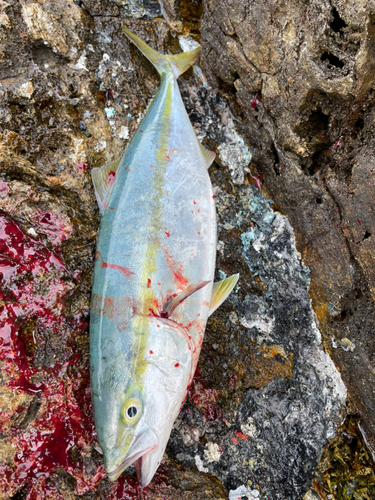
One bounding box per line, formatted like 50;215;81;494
201;0;375;480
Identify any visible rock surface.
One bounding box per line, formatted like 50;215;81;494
0;0;373;499
201;0;375;461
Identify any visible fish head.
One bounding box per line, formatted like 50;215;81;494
93;314;193;486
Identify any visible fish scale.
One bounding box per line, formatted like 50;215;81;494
90;25;239;486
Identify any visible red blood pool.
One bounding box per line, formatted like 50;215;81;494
0;214;109;497
108;171;116;184
33;210;72;245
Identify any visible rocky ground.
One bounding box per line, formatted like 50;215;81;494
0;0;374;499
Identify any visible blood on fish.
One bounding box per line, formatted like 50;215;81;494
108;171;116;185
149;350;153;354
165;231;170;237
147;278;151;288
91;294;115;322
161;148;184;158
174;363;179;367
95;251;134;278
160;247;188;289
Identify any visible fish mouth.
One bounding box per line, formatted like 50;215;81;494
107;444;156;482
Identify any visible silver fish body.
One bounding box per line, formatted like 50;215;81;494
90;26;238;486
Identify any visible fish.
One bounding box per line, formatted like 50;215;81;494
89;24;239;487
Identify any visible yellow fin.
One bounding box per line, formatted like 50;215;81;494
91;152;126;214
122;24;201;78
199;142;216;168
209;274;239;316
162;280;211;317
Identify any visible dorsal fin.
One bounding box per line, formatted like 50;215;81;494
209;274;239;316
161;280;211;318
199;142;216;169
91;151;126;214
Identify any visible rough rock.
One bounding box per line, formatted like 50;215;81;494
201;0;375;473
0;0;372;499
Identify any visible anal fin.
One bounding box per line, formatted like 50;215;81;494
91;151;126;214
209;274;239;316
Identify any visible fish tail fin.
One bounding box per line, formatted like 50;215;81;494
122;24;201;78
166;49;202;78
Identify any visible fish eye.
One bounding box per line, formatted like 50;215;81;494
122;399;142;424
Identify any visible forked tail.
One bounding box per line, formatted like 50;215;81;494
122;24;201;79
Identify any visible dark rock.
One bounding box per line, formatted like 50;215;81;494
201;0;375;477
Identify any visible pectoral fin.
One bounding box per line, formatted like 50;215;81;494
209;274;239;316
162;280;211;318
91;152;126;214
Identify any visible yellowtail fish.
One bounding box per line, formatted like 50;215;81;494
90;25;239;486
